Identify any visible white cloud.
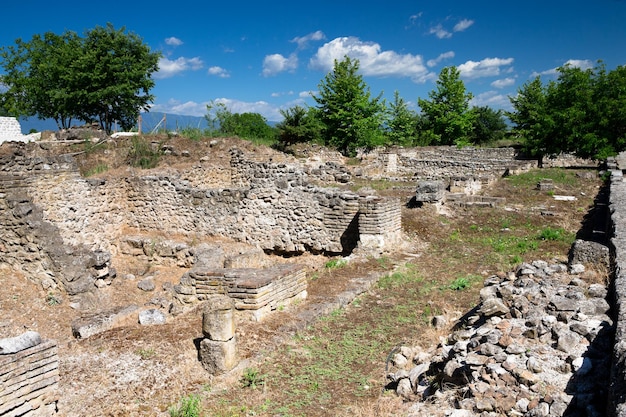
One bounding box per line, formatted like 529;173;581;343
453;19;474;32
309;37;432;83
530;59;595;77
429;18;474;39
271;91;295;97
155;56;204;79
291;31;326;49
470;91;513;111
300;91;315;98
262;53;298;77
165;37;183;47
491;77;516;88
208;66;230;78
151;97;284;121
429;24;451;39
212;98;283;120
458;57;514;79
427;51;455;67
150;99;209;117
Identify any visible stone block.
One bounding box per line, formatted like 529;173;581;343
202;296;235;341
415;180;446;203
199;337;238;374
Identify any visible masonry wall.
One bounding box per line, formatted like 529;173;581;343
609;155;626;416
0;340;59;416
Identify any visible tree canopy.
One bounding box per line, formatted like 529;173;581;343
418;66;475;146
508;62;626;160
205;101;277;144
0;23;160;133
313;56;385;155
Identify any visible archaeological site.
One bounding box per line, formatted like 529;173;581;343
1;115;626;416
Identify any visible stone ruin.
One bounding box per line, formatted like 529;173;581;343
0;117;40;144
0;332;59;416
388;260;613;416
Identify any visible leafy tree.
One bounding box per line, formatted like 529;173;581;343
205;101;276;143
74;24;160;133
418;66;475;146
0;31;83;129
508;77;553;162
276;105;323;146
313;56;385;155
509;63;626;160
0;24;160;133
386;90;418;146
470;106;508;145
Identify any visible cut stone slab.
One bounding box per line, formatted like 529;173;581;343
0;331;41;354
71;305;139;339
138;309;166;325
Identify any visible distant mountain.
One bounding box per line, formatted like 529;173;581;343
17;111;279;134
17;112;210;134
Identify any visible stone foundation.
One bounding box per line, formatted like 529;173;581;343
0;335;59;416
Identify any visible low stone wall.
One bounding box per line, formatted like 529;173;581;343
176;264;308;320
0;334;59;416
376;146;535;181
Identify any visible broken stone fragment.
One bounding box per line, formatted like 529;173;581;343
479;297;509;317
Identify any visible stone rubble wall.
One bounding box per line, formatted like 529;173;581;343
609;153;626;417
0;337;59;416
371;146;535;181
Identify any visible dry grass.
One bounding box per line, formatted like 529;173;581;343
0;136;606;416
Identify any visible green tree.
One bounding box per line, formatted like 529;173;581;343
509;63;626;161
418;66;475;146
508;77;553;163
75;24;160;133
276;105;323;146
386;90;417;146
313;56;385;155
0;24;160;133
470;106;508;145
0;31;83;129
205;102;276;143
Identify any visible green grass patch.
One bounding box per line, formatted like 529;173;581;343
505;168;577;187
84;163;109;177
324;258;347;269
377;263;422;289
168;394;202;417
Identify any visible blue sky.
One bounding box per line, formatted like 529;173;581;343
2;1;626;122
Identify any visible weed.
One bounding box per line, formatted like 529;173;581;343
136;347;156;360
449;276;470;290
179;127;206;141
241;368;265;389
84;163;109;177
128;136;162;169
168;394;202;417
46;292;61;306
377;263;422;289
376;256;391;269
448;274;481;291
538;226;566;241
324;258;347;269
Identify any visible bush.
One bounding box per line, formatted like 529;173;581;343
128;136;161;169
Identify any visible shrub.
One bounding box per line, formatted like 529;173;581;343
128;136;161;169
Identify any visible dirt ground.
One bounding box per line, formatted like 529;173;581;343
0;135;606;416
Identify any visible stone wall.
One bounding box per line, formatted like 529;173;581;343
609;154;626;416
0;334;59;416
0;142;401;296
